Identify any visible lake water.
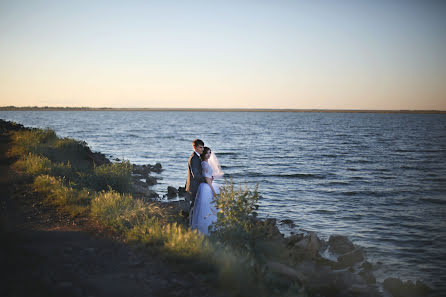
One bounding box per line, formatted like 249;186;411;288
1;110;445;294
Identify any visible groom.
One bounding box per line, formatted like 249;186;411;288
185;139;205;211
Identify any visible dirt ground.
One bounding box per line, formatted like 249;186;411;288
0;132;223;297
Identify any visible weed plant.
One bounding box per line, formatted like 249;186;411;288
33;174;91;217
91;161;133;192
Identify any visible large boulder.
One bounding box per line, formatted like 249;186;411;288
328;235;355;255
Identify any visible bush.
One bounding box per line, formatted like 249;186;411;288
13;153;51;176
211;178;260;248
50;161;76;180
91;161;133;192
91;190;154;232
8;129;57;157
33;175;91;216
128;222;212;259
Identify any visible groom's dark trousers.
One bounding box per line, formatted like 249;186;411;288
185;152;204;210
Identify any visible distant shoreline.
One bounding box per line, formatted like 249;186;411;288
1;106;445;114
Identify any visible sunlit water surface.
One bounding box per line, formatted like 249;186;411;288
1;111;445;294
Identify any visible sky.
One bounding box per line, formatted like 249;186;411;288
1;0;445;110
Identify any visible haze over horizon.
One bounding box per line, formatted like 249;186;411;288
1;0;445;110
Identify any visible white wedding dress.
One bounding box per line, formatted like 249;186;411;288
191;161;220;235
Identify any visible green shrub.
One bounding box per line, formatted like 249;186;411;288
91;190;152;232
33;174;91;216
127;222;212;259
55;137;88;152
13;153;51;176
91;161;133;192
8;129;57;157
212;178;260;246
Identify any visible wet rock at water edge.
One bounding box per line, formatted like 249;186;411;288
294;232;324;258
328;234;355;255
383;277;432;297
359;269;376;284
280;219;296;228
145;176;157;186
132;184;159;199
178;186;186;197
285;233;305;247
132;163;163;175
336;248;365;268
167;186;178;198
152;162;162;173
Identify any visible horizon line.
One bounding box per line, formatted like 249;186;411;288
1;106;445;114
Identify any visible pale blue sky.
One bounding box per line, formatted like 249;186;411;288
1;0;445;110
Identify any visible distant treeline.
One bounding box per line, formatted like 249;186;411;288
1;106;445;114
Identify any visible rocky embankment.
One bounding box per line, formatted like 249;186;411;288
133;163;433;296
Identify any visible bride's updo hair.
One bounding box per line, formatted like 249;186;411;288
200;147;211;161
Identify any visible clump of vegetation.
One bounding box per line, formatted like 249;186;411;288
13;153;52;176
91;161;133;192
9;128;133;192
33;174;91;217
8;128;57;157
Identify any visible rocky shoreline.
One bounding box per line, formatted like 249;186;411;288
130;157;433;297
0;119;435;297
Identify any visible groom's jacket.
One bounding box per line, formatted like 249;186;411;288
186;152;204;195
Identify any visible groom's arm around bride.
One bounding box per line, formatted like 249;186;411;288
185;139;205;209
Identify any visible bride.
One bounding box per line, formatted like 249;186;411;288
190;146;223;235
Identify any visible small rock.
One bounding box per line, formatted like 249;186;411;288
280;219;296;227
167;186;178;198
146;176;157;186
295;232;322;257
153;162;162;173
178;186;186;197
337;248;364;267
328;235;355;255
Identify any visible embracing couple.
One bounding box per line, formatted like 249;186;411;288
185;139;223;235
